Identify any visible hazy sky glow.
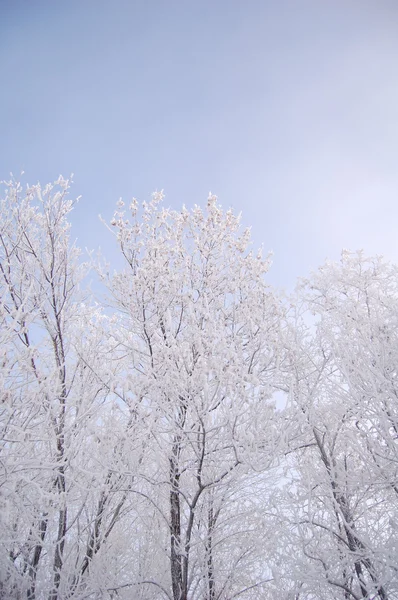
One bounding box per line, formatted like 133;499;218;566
1;0;398;288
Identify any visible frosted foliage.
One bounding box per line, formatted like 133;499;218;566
270;252;398;600
0;180;139;599
1;180;398;600
104;194;282;600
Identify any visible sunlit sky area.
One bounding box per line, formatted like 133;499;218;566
1;0;398;289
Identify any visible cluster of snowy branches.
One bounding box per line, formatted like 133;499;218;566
0;179;397;600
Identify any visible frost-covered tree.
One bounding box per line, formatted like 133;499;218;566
104;193;282;600
6;176;398;600
0;181;283;600
272;251;398;600
0;179;136;599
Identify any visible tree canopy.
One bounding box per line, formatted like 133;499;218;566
1;179;397;600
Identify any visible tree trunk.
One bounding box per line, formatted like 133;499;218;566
206;503;216;600
170;441;183;600
27;514;48;600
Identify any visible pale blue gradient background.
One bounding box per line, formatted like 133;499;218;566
1;0;398;288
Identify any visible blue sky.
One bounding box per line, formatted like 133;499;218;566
1;0;398;289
